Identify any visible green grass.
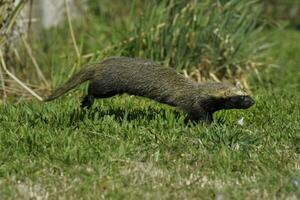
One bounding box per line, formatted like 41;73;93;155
0;29;299;199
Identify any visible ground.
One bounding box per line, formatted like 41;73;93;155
0;30;299;199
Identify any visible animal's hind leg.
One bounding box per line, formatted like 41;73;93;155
81;83;95;109
81;82;117;109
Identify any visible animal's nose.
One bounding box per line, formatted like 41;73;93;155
243;96;255;107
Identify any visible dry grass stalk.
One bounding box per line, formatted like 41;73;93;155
0;49;43;101
21;35;49;87
0;1;49;101
0;61;6;100
64;0;81;60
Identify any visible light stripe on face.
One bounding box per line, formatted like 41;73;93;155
222;87;247;98
233;89;247;96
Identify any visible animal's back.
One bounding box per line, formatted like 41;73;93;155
95;57;196;104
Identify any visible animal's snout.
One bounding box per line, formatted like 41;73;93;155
242;96;255;108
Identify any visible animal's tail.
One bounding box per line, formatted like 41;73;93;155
44;65;96;101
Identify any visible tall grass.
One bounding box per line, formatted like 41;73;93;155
114;0;266;83
0;1;45;101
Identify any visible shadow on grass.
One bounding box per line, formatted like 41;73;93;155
67;106;230;127
69;106;182;125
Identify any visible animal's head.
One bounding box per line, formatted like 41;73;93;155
198;82;255;112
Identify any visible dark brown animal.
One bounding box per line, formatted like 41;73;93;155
44;57;255;123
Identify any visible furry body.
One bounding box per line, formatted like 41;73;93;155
45;57;255;123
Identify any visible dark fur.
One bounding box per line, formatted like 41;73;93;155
45;57;255;123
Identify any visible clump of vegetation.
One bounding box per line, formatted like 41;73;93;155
0;1;46;102
0;1;25;101
112;0;266;84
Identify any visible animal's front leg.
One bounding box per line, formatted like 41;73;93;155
184;109;213;124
